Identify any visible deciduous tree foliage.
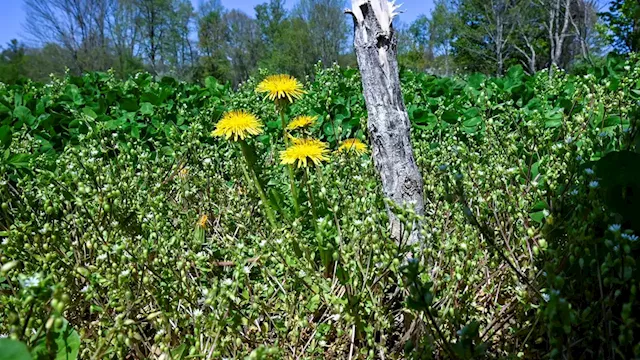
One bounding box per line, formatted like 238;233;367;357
0;0;634;83
602;0;640;53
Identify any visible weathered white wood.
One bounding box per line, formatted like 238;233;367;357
348;0;425;245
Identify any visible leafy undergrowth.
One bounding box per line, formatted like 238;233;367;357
1;54;640;359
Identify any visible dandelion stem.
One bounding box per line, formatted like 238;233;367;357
280;110;288;144
288;166;301;217
278;107;301;216
239;140;277;228
304;167;318;230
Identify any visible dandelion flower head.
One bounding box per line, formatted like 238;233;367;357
338;138;368;154
256;74;305;103
212;111;263;141
286;115;316;130
280;138;329;168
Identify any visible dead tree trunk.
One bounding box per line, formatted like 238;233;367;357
348;0;425;245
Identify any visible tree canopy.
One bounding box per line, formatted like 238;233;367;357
0;0;634;84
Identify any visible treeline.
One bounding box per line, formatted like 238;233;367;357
0;0;351;84
397;0;639;76
0;0;638;84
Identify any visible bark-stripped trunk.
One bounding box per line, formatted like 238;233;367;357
348;0;425;245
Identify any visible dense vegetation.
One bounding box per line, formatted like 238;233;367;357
1;53;639;359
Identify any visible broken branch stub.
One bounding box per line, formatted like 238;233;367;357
349;0;425;245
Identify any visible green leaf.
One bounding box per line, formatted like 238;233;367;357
462;117;482;127
31;320;80;360
120;98;138;112
63;85;83;105
441;110;459;124
468;73;485;89
105;118;125;130
603;115;621;127
171;344;187;360
596;150;640;231
160;146;175;157
140;102;154;115
0;102;10;115
0;125;12;150
161;76;177;87
0;338;32;360
506;65;524;80
323;123;335;136
7;154;31;168
82;107;97;120
529;211;545;223
130;126;140;139
531;200;547;212
266;121;280;130
141;92;160;105
205;76;220;91
13;106;31;121
544;119;563;128
608;76;620;91
35;101;45;116
461;126;479;134
463;107;480;119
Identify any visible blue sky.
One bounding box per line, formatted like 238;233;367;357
0;0;432;46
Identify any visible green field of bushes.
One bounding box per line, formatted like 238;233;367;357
1;54;640;359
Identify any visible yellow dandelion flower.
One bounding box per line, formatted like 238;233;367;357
197;214;208;228
211;110;263;141
256;74;305;103
286;115;317;131
338;138;368;155
280;138;330;168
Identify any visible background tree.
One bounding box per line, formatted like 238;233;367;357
429;0;455;75
24;0;115;73
255;0;288;49
397;18;431;72
106;0;145;76
1;0;631;83
255;0;317;77
570;0;600;64
0;40;28;84
134;0;173;72
512;0;547;74
197;0;230;80
408;15;434;71
453;0;517;76
397;3;454;75
601;0;640;53
224;10;263;84
267;17;316;78
539;0;576;74
294;0;349;66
